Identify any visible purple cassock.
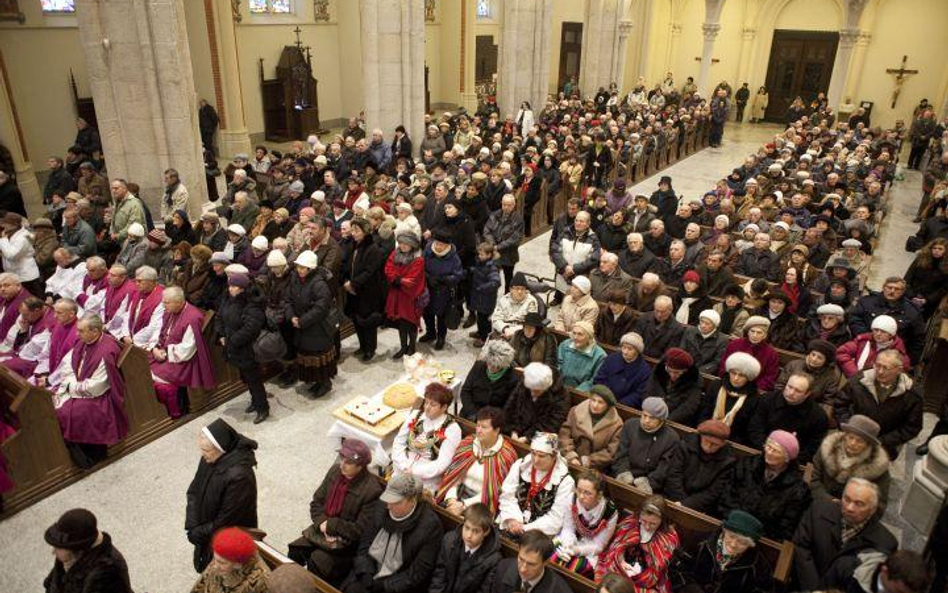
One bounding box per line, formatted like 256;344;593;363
151;302;215;388
3;307;56;378
55;333;129;446
127;286;164;335
48;319;80;377
76;274;109;309
0;287;29;340
103;279;135;323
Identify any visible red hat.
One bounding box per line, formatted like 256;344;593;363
212;527;256;564
682;270;701;285
664;348;694;371
697;419;731;441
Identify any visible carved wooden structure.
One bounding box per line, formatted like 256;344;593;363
260;44;327;142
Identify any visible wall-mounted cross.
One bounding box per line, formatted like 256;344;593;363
886;55;918;109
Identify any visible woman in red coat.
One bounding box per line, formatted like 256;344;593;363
719;316;780;392
385;232;426;359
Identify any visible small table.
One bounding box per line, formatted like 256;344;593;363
326;375;462;470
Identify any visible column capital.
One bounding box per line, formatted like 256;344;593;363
230;0;242;23
856;31;872;46
838;28;861;47
702;22;721;41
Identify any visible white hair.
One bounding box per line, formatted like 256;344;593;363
601;252;619;264
654;295;673;308
163;286;185;302
135;266;158;280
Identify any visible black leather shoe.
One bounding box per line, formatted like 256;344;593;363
308;382;332;399
916;443;930;456
276;371;297;388
253;409;269;424
244;403;256;414
419;333;435;343
462;315;476;329
391;348;407;360
434;338;445;351
361;351;375;362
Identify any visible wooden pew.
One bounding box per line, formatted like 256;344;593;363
187;311;247;414
256;538;342;593
451;418;794;585
0;366;73;511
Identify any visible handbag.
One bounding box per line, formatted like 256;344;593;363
414;287;430;312
253;329;287;363
444;289;462;330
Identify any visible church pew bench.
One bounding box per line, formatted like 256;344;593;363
451;417;794;585
255;537;342;593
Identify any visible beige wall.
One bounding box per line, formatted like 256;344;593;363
548;0;587;96
0;5;84;171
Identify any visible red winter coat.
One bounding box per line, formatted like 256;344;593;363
385;251;426;327
836;332;911;378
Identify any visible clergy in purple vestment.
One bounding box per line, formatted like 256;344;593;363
0;273;30;341
41;298;81;389
75;256;110;317
0;297;56;379
102;264;136;337
121;266;165;349
150;287;216;418
53;313;129;469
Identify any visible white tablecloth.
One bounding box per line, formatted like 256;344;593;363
326;374;464;471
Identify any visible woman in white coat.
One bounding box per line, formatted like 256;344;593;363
0;213;40;294
516;102;535;137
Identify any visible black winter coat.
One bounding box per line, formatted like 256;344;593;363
678;529;774;593
460;361;519;420
834;371;924;459
612;420;680;489
215;289;265;368
503;380;570;440
847;293;926;362
304;465;382;551
43;533;132;593
429;526;502;593
619;248;658;278
634;313;685;359
746;392;829;463
698;377;760;446
718;455;810;541
793;498;897;591
735;248;780;281
344;234;387;323
647;363;703;426
596;306;637;347
185;435;258;571
347;502;443;593
510;329;558;370
678;326;728;375
436;213;478;268
663;434;736;515
285;267;335;353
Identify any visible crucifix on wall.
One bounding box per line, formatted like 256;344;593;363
694;57;721;64
886;55;918;109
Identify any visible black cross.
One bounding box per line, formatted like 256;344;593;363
293;26;303;48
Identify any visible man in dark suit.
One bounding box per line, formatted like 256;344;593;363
483;530;570;593
793;477;897;591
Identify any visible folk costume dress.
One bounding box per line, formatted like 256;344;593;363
595;514;680;593
391;409;462;494
550;495;619;577
436;433;518;514
497;450;575;538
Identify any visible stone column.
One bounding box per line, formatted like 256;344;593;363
460;0;478;112
736;27;757;86
360;0;426;151
613;21;634;92
843;31;871;105
901;435;948;534
696;23;721;96
0;50;42;217
209;0;252;160
497;0;553;116
580;0;622;95
75;0;207;214
665;22;682;76
827;29;860;111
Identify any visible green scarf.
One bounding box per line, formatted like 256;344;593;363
487;366;509;382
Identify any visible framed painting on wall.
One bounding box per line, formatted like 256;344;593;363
0;0;25;23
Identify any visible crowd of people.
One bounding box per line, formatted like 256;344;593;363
0;73;943;593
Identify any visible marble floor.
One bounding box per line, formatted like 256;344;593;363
1;122;933;592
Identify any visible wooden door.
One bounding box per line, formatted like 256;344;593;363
475;35;498;83
558;22;583;91
763;30;838;122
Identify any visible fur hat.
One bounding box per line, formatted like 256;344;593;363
698;309;720;328
620;332;644;353
817;303;845;318
807;339;837;362
266;249;287;267
523;362;554;391
481;340;515;369
725;351;761;381
589;384;617;407
871;315;898;336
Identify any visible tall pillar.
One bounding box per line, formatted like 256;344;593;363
613;21;633;93
75;0;207;214
843;31;871;105
827;29;860;111
580;0;622;95
636;0;655;83
360;0;426;151
460;0;478;112
208;0;252;160
497;0;553;116
665;22;682;76
0;49;42;217
696;23;721;96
